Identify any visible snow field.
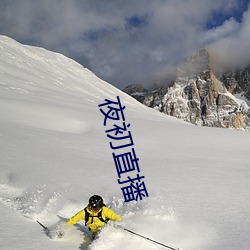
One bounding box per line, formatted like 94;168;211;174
0;36;250;250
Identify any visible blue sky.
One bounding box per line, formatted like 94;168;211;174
0;0;249;89
205;0;249;28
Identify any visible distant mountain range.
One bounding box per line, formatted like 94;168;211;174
123;49;250;130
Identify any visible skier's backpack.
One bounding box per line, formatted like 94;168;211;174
84;206;109;226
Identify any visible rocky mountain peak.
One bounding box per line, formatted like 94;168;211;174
123;49;250;130
177;49;210;78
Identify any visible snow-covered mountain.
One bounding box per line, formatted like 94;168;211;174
124;49;250;130
217;65;250;100
0;36;250;250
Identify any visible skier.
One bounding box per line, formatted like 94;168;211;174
66;194;121;239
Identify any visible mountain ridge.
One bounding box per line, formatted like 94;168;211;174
123;49;250;130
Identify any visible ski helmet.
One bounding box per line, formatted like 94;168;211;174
89;195;104;210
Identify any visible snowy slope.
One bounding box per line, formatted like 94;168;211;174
0;36;250;250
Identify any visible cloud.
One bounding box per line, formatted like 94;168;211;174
0;0;249;89
209;4;250;69
200;18;240;45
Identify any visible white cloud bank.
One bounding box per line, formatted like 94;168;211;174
0;0;249;88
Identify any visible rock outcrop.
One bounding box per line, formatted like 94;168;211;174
123;49;250;130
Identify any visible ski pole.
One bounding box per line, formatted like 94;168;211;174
122;227;180;250
37;220;48;231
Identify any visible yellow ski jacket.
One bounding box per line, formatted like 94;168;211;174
67;206;121;233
